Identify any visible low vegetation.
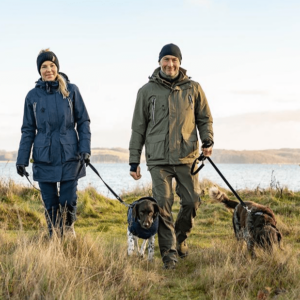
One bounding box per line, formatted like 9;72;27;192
0;178;300;299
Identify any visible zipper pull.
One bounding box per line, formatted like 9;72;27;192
188;95;193;110
152;97;156;125
33;102;38;128
67;97;74;123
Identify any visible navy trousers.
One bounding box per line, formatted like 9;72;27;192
38;180;78;236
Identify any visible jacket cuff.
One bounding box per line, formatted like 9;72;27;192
130;163;139;172
201;139;214;148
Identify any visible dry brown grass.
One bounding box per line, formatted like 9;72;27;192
0;230;163;300
1;180;300;299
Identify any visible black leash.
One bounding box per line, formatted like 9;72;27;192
22;162;129;207
87;162;129;207
25;173;41;192
191;153;248;209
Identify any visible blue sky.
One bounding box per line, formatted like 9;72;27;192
1;0;299;151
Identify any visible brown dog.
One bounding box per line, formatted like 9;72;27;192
209;187;283;257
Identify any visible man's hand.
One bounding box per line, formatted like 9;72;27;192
130;165;142;180
202;146;213;157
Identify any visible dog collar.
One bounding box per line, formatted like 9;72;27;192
254;212;264;216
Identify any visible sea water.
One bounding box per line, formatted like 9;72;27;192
1;162;299;196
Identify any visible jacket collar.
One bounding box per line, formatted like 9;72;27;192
35;79;59;93
149;67;191;88
35;72;69;93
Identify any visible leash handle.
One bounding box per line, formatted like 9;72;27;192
191;153;206;175
206;156;247;208
87;162;129;207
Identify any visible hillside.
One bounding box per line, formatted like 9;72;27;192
211;148;300;164
1;148;299;164
89;148;300;164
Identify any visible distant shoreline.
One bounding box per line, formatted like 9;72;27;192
1;160;299;165
1;148;300;164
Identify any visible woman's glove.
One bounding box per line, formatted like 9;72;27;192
80;153;90;166
16;165;29;177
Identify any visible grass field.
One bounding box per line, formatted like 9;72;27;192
0;178;300;299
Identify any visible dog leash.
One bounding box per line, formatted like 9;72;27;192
191;153;250;211
87;162;129;207
21;162;129;207
24;173;41;191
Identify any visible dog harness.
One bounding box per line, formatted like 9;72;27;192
127;198;159;240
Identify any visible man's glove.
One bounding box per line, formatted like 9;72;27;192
201;140;214;149
16;165;29;177
80;153;90;166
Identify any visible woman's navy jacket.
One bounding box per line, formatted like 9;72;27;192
127;200;159;239
17;75;91;182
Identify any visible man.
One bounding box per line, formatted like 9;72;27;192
129;43;213;269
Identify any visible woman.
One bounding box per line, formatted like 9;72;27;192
16;49;91;237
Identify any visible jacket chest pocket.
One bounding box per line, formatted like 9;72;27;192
146;134;166;161
148;95;168;125
67;97;74;125
33;102;47;129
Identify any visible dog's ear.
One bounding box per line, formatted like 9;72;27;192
132;203;140;221
153;203;166;218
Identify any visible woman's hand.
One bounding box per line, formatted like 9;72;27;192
16;165;29;177
80;153;90;166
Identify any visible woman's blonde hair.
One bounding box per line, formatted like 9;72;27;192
39;48;70;99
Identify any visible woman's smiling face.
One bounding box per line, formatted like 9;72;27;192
40;61;58;81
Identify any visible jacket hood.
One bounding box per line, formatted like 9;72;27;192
35;72;70;93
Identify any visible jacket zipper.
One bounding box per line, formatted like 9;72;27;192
188;95;193;110
67;97;74;123
33;102;38;128
151;97;156;125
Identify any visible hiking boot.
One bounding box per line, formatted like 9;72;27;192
177;240;188;258
163;260;176;270
64;224;76;239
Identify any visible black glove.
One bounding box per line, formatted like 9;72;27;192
80;153;90;166
16;165;29;177
201;140;214;149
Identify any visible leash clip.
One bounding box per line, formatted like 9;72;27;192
245;206;252;213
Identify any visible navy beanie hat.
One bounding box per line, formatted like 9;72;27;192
158;43;182;62
37;51;60;74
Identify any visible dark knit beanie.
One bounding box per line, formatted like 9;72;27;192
37;51;60;74
158;43;182;62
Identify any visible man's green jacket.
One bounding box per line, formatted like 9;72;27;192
129;67;214;166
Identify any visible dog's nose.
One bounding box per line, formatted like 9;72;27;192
143;222;150;228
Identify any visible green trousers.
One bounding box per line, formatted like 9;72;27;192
149;164;201;263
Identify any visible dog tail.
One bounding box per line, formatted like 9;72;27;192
209;187;239;209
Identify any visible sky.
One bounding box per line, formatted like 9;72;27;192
0;0;299;151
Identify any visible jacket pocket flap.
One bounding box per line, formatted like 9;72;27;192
147;134;166;144
60;134;78;145
34;136;50;147
182;132;198;142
